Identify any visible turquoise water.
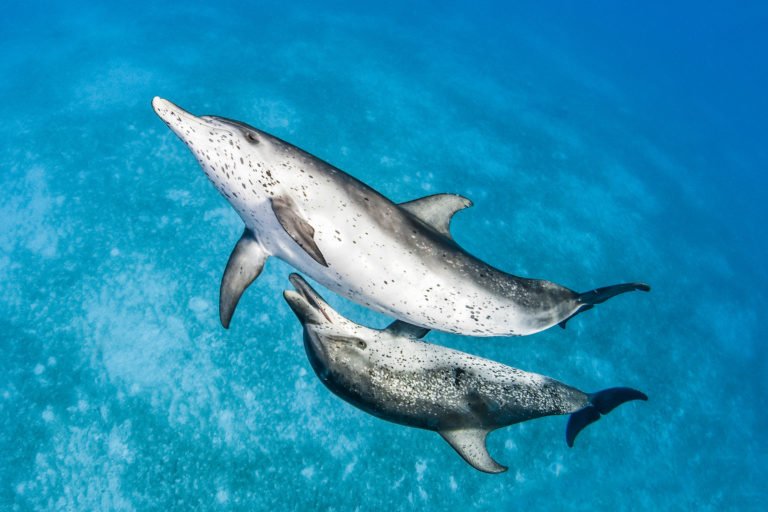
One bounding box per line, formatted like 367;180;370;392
2;1;766;510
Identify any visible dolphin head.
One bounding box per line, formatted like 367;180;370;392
283;274;376;382
152;97;287;218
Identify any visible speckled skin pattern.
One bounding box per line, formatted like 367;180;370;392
284;274;589;471
153;97;583;336
307;320;587;432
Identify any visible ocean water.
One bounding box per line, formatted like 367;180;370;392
1;0;766;509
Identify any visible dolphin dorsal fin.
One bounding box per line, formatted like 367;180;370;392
399;193;472;239
220;229;268;328
384;320;430;339
271;196;329;267
439;428;507;474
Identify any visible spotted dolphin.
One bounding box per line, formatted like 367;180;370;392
283;273;647;473
152;97;649;336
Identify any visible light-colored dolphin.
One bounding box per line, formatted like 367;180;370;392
152;97;650;336
284;273;647;473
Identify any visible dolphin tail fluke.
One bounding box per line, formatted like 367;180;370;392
566;387;648;447
558;282;651;329
578;282;651;305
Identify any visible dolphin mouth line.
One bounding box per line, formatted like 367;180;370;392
151;97;205;127
288;273;333;323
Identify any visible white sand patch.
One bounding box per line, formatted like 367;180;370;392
0;166;62;260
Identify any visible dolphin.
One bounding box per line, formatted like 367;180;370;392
152;97;650;335
283;273;647;473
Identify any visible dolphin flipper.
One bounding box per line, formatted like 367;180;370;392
399;193;473;239
220;229;268;328
439;428;507;474
384;320;430;339
271;197;329;267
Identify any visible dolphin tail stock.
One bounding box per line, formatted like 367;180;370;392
566;387;648;447
558;282;651;329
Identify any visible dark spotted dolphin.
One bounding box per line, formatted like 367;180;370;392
152;97;649;335
284;273;647;473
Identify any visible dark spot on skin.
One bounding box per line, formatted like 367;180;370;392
453;367;466;386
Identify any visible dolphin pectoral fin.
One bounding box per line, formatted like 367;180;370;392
384;320;430;339
220;229;268;328
271;197;328;267
439;429;507;474
399;193;473;239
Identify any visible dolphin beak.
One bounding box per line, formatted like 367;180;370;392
283;290;320;326
283;274;334;326
151;97;205;136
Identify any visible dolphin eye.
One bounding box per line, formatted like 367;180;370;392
356;340;367;349
244;131;259;144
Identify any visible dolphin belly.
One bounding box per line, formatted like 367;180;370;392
265;222;533;335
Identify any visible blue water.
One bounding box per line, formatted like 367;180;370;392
2;1;766;509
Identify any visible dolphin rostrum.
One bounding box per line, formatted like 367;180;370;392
283;273;648;473
152;97;650;335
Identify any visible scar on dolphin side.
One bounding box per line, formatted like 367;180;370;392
284;273;648;473
153;97;650;336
